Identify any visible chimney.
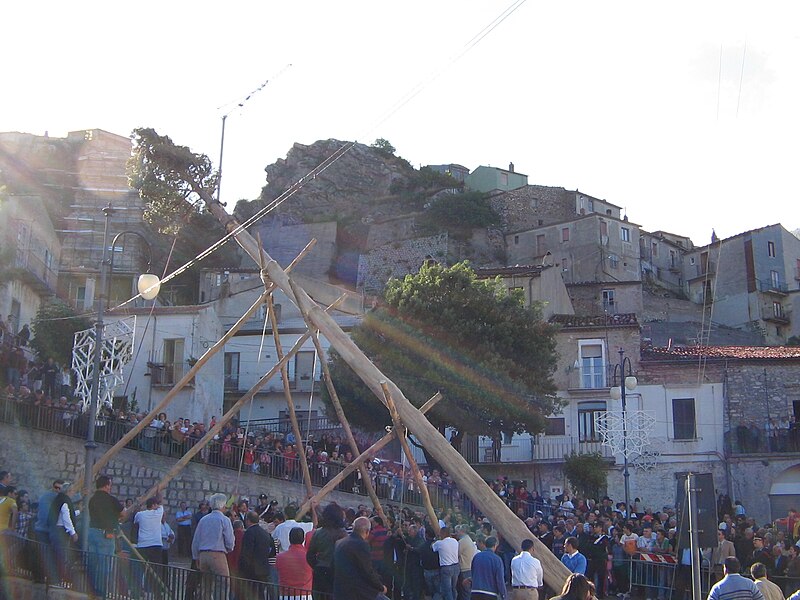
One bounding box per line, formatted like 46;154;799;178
508;162;515;173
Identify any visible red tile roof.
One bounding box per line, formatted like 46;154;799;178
550;313;639;328
643;345;800;361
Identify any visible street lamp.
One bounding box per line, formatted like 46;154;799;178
80;204;160;551
609;348;637;520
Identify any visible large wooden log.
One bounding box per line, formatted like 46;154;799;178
205;196;572;589
78;240;317;492
132;297;344;507
295;392;442;521
288;278;386;523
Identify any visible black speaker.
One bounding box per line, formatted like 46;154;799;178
675;472;718;549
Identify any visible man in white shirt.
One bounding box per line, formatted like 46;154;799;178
432;527;460;600
271;504;313;553
511;539;543;600
134;497;165;596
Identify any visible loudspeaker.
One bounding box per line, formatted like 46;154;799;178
675;472;718;549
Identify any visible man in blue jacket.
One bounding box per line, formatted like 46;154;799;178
561;536;588;575
467;536;507;600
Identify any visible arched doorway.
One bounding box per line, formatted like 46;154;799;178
769;464;800;521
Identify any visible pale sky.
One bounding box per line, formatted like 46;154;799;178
3;1;798;246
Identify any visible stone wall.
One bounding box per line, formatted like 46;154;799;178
0;421;368;527
490;185;575;234
357;234;448;294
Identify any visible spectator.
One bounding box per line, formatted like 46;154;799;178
175;501;193;557
467;535;507;600
239;510;275;600
192;493;235;600
510;538;542;600
552;573;595;600
333;516;387;600
306;503;347;599
87;474;123;599
561;537;587;575
751;562;783;600
707;557;764;600
277;527;313;598
135;497;165;598
456;524;478;600
433;526;461;600
273;504;313;553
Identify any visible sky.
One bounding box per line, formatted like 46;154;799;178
2;1;799;247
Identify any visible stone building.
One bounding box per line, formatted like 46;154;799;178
683;224;800;345
640;229;693;296
0;193;61;334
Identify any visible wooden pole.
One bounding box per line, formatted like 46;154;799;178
204;193;572;590
77;239;317;491
265;293;316;514
132;297;344;508
288;278;386;523
296;392;442;520
381;382;440;535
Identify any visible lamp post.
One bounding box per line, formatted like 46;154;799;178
609;348;637;520
80;204;160;551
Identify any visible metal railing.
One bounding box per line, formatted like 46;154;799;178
454;435;613;464
13;247;58;291
726;425;800;455
757;278;790;294
1;535;327;599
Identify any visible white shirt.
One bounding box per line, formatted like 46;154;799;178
432;536;460;566
273;519;314;553
135;506;164;548
57;503;76;536
511;551;543;587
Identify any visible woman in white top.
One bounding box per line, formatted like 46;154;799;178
134;497;165;595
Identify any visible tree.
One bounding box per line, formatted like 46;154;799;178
562;452;608;501
371;138;396;157
326;262;562;460
30;299;91;366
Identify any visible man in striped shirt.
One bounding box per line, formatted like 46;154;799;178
707;557;764;600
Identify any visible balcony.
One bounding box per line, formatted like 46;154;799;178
688;260;716;281
224;374;240;391
726;426;800;456
757;278;789;295
13;248;58;295
148;361;193;387
762;304;791;324
412;434;614;465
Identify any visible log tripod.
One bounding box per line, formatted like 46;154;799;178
89;185;571;590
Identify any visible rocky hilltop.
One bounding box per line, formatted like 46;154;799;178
234;140;506;289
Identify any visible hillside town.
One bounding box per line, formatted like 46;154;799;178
1;128;800;599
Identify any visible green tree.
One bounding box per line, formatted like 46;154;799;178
371;138;396;157
326;262;562;459
562;452;608;500
30;299;91;366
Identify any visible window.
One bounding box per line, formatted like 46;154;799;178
768;241;776;257
578;401;606;442
670;250;677;267
621;227;630;243
561;258;569;271
500;172;509;186
536;234;546;256
295;350;316;392
224;352;240;390
514;235;519;245
561;227;570;242
690;257;695;266
608;254;619;269
651;242;658;258
162;338;185;385
579;341;605;389
602;289;615;312
600;220;608;236
770;270;780;289
587;199;594;211
773;301;784;318
545;418;566;436
672;398;697;440
538;219;544;226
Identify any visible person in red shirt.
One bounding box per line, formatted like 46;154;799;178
276;527;313;598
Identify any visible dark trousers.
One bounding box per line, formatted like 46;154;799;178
177;525;192;556
313;566;333;599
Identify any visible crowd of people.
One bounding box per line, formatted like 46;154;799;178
3;460;800;600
